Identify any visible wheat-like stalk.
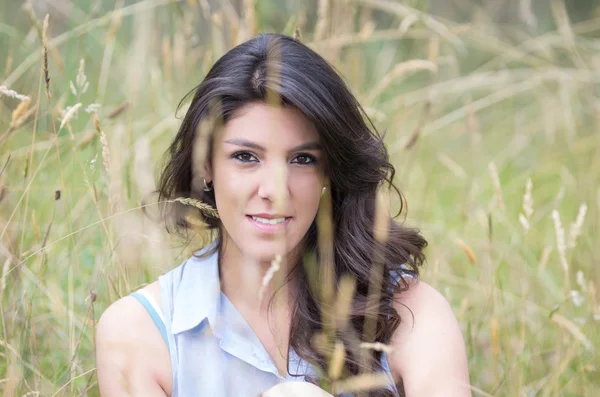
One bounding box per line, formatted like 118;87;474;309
95;114;111;175
359;342;394;354
366;59;437;104
59;103;81;131
10;98;31;129
314;0;330;41
488;162;504;211
568;203;587;249
523;178;533;218
243;0;256;38
575;270;586;293
456;238;477;265
258;254;282;303
0;85;30;101
552;209;569;292
328;340;346;380
172;197;219;218
518;213;530;233
42;14;50;99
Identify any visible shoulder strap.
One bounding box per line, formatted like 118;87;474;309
130;290;169;346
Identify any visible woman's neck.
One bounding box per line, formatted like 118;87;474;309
218;236;299;316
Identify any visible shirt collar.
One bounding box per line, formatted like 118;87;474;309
170;240;220;334
169;239;316;379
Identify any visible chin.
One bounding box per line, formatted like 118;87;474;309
239;236;302;265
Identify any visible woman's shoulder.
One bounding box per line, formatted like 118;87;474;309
95;281;171;395
388;279;471;396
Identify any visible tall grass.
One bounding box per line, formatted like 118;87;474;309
0;0;599;395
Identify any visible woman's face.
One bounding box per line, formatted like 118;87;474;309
206;102;324;263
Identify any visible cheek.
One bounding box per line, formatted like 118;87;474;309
290;172;323;214
211;160;249;209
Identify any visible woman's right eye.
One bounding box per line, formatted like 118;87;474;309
232;151;258;163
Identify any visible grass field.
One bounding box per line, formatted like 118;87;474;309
1;0;599;396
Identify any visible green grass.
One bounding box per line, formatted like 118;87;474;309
1;0;599;396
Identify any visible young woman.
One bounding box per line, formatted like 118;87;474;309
95;33;470;397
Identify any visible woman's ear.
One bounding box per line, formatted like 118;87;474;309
204;163;212;183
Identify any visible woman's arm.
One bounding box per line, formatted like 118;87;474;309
95;293;171;397
388;280;471;397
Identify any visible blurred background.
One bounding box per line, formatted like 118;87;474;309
1;0;599;395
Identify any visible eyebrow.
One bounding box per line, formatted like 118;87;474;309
223;138;322;152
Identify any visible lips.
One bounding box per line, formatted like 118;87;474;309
246;214;292;234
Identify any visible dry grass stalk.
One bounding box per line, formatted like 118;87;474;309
359;342;394;354
428;35;439;65
95;114;111;175
42;14;50;99
316;180;335;337
266;40;282;107
490;316;500;356
31;210;40;241
172;198;219;218
1;256;12;298
437;153;467;179
537;246;552;272
518;214;530;233
456;238;477;266
519;178;534;233
551;0;574;45
0;85;30;101
293;27;302;41
191;108;216;194
551;209;569;291
575;270;586;293
360;189;390;370
4;54;13;78
198;0;211;18
357;0;465;52
404;101;432;150
162;36;172;83
0;154;9;180
335;275;356;330
398;14;417;36
59;103;81;130
519;0;537;30
550;313;593;352
10;97;31;129
4;360;21;397
108;102;129;119
553;186;565;208
334;372;392;394
367;60;437;104
314;0;330;41
567;203;587;249
465;98;481;145
523;178;534;218
243;0;256;38
328;340;346;380
488;162;504;211
373;189;390;243
258;254;281;302
551;210;568;271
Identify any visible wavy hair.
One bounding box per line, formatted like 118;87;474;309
157;33;427;396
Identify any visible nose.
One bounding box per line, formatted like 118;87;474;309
257;162;290;207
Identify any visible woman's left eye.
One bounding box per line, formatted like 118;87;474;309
232;152;258;162
291;154;316;165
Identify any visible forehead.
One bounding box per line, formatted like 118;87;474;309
219;102;319;146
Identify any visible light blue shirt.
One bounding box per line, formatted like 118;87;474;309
135;241;401;396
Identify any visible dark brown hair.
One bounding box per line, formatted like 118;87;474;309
157;33;427;396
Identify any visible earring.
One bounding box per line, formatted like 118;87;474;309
321;186;326;196
203;177;212;192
